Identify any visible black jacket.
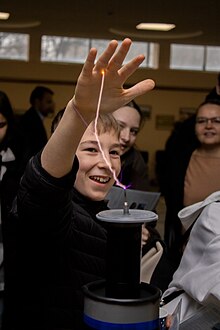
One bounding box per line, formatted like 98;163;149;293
19;107;48;157
3;153;107;330
119;147;149;191
161;115;199;267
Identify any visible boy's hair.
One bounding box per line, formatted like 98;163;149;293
92;113;121;138
51;109;120;138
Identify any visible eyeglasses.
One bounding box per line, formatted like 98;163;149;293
0;122;7;128
195;117;220;125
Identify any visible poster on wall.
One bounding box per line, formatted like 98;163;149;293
155;115;175;130
179;107;197;121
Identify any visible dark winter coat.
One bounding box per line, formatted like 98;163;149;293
3;153;107;330
119;147;149;191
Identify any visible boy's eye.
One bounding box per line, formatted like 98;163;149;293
110;150;120;156
86;148;97;153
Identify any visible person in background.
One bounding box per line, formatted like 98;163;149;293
19;85;55;157
205;72;220;101
158;72;220;197
162;98;220;270
0;90;30;327
112;100;150;191
50;108;65;134
4;38;155;330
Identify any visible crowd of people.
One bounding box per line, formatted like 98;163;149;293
1;38;156;330
0;38;220;328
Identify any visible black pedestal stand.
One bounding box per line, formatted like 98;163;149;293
83;209;161;330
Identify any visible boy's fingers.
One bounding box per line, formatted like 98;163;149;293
95;40;119;72
107;38;132;72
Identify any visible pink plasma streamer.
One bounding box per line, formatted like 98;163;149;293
94;70;125;190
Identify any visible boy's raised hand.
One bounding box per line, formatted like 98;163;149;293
73;38;155;119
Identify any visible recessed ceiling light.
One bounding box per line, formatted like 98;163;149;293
0;20;41;28
136;23;175;31
0;12;10;20
109;27;203;40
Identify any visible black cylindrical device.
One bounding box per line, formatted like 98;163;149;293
83;208;161;330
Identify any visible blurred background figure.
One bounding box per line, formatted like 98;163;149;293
50;108;65;134
19;86;55;157
162;98;220;270
158;72;220;197
205;72;220;101
0;90;30;326
112;100;150;191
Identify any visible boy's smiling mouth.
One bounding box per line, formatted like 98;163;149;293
90;176;111;184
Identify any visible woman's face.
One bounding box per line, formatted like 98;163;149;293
112;106;141;155
195;103;220;146
75;123;121;201
0;113;8;144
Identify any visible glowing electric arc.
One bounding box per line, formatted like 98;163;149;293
94;69;126;190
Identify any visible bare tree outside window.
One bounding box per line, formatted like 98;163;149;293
1;32;218;73
41;36;89;63
41;36;158;68
0;32;29;61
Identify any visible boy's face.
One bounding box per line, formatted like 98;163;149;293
75;123;121;201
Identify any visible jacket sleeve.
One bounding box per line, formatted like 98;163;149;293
17;152;79;234
163;201;220;307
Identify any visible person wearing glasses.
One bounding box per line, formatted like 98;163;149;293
162;98;220;271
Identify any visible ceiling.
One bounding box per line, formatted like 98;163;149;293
0;0;220;46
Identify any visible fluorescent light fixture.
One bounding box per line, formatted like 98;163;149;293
136;23;175;31
0;12;10;20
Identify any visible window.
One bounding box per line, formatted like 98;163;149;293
92;40;159;68
170;44;204;71
170;43;220;72
0;32;29;61
41;36;89;63
41;35;159;68
206;46;220;72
